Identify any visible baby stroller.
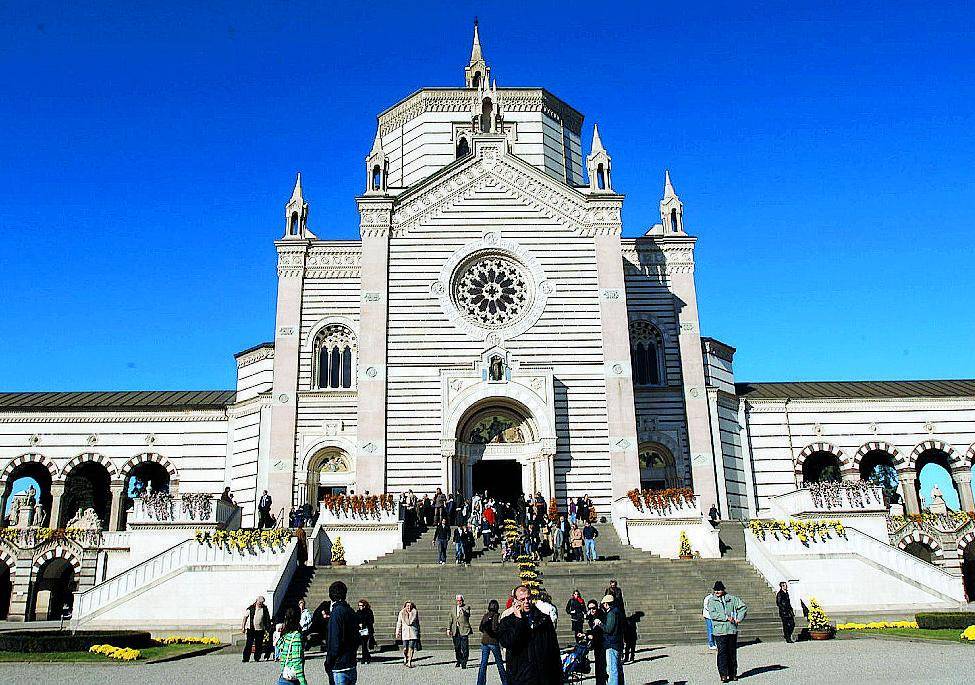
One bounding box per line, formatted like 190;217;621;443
561;637;591;682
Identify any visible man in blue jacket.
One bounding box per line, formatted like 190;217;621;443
324;581;359;685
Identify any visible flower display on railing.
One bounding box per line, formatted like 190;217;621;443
887;511;975;535
0;526;101;548
181;493;213;520
806;481;883;510
320;494;396;519
748;518;846;546
142;491;175;520
193;528;294;552
626;488;696;515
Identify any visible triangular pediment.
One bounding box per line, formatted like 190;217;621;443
390;143;591;235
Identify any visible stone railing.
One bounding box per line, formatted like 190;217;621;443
767;485;886;517
126;495;239;528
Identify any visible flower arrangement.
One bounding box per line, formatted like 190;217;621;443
807;481;883;510
962;625;975;641
181;493;213;520
806;598;833;635
89;644;141;660
517;554;543;597
156;635;222;645
836;621;918;630
748;519;846;546
194;528;293;552
887;512;975;535
0;527;101;549
547;498;559;522
678;531;694;558
330;536;346;565
320;494;396;519
143;491;175;520
502;519;519;546
626;488;696;515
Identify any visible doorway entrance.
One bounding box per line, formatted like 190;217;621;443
472;460;522;504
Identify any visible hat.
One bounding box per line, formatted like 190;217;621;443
601;594;615;604
713;581;726;592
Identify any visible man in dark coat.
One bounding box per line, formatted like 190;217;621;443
604;580;625;615
324;581;359;684
498;585;562;685
776;581;795;643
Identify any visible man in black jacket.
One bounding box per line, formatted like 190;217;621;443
776;581;795;643
498;585;562;685
434;518;452;565
324;581;359;684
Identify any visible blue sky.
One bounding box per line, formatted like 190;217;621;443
1;1;974;393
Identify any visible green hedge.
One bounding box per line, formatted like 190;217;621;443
915;612;975;630
0;630;154;653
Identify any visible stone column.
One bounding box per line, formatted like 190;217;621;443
898;470;921;514
659;237;719;510
355;196;393;494
951;468;975;512
8;557;32;621
267;239;310;520
107;481;125;531
588;198;640;500
49;482;65;529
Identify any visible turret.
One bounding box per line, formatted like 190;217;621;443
283;172;311;238
586;124;613;192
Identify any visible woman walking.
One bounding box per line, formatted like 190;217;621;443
476;599;508;685
356;599;375;664
395;600;421;668
276;607;308;685
570;522;584;562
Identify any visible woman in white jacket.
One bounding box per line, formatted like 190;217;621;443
395;601;421;668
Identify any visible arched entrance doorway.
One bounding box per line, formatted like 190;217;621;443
859;450;900;503
801;451;842;484
457;404;548;503
638;442;679;490
60;462;112;528
2;462;53;527
962;542;975;601
902;541;935;564
305;450;355;507
29;557;77;621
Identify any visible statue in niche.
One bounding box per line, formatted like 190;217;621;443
489;355;505;382
929;484;948;514
25;485;37;507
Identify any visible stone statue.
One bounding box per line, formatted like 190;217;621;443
66;507;103;530
929;484;948;515
33;502;46;527
489;355;504;382
25;485;36;508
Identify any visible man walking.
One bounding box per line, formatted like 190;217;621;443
706;581;747;683
776;581;795;643
582;520;599;563
604;579;625;615
447;593;473;668
600;594;625;685
241;595;271;662
498;585;562;685
258;490;273;529
323;581;358;685
434;517;451;565
433;487;447;524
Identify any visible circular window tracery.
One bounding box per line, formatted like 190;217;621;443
453;254;532;329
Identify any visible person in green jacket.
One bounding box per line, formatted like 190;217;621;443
705;581;747;682
277;607;308;685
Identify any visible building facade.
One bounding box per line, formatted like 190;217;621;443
1;25;974;618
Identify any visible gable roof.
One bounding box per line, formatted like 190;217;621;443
735;380;975;400
0;390;236;412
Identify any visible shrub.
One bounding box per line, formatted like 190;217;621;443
916;612;975;630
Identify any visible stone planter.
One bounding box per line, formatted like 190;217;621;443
679;554;693;560
809;630;832;640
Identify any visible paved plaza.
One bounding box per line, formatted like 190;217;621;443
1;638;970;684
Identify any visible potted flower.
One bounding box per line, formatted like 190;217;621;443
678;531;694;559
807;598;833;639
330;536;347;566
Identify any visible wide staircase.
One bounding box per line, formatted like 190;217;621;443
284;522;789;648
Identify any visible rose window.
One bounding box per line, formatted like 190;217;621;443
454;254;532;329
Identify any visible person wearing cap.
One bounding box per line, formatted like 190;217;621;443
447;593;473;668
705;581;747;682
600;593;625;685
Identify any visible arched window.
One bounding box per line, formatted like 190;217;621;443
480;98;493;133
472;71;482;89
314;325;357;390
638;442;680;490
290;212;299;235
456;137;470;159
670;208;678;232
597;164;606;190
371;165;382;191
629;321;664;386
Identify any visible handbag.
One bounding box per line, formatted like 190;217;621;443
358;628;370;637
281;665;298;681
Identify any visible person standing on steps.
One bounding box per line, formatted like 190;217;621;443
242;595;271;662
703;588;716;650
453;523;466;564
477;599;508;685
395;600;420;668
447;593;473;668
258;490;273;528
570;522;584;562
566;590;586;639
706;581;747;683
434;517;451;565
600;594;625;685
604;580;625;615
498;584;562;685
433;487;447;524
323;581;358;685
462;522;476;564
582;520;599;563
776;581;795;643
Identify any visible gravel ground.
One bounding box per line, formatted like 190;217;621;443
0;638;970;684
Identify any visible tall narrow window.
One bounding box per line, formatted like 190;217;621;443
597;164;606;190
670;208;678;232
480;98;493;133
456;137;470;159
472;72;482;89
290;213;299;235
629;321;664;386
371;165;382;191
314;325;357;390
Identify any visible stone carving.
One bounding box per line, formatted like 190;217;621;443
929;485;948;514
66;507;103;530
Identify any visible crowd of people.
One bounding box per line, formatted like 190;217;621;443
399;489;604;565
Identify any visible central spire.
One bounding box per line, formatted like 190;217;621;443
465;20;490;88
